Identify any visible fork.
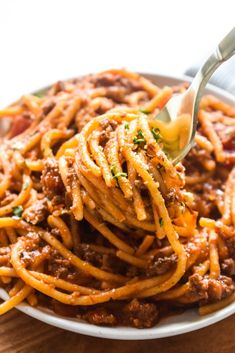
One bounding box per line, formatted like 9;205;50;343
155;27;235;164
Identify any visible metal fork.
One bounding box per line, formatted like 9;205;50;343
155;27;235;164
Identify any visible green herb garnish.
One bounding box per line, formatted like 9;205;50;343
33;92;44;98
151;127;161;142
113;172;127;179
12;205;23;218
110;165;127;179
133;130;146;145
139;108;150;115
133;137;145;144
124;123;129;129
159;218;164;227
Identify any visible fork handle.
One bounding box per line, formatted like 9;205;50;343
192;27;235;92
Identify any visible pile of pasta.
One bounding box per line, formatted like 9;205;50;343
0;69;234;327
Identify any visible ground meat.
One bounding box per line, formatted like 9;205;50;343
47;255;72;279
123;299;159;328
82;308;117;326
75;244;103;267
146;254;177;276
92;73;143;92
8;114;32;138
221;258;235;276
99;119;118;146
189;273;234;303
42;101;56;115
41;158;64;202
22;198;48;224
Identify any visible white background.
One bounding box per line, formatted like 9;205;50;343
0;0;234;106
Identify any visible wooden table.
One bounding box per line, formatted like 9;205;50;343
0;310;234;353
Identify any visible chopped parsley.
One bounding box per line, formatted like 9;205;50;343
110;165;127;179
33;92;44;98
139;108;150;115
133;130;146;145
124;123;129;129
12;205;23;219
151;128;161;142
159;218;164;227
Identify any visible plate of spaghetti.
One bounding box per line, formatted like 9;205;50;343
0;69;234;340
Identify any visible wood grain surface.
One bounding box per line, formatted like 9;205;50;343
0;310;234;353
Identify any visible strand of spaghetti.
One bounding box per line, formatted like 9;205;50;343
58;156;83;220
41;129;73;157
22;95;41;115
118;124;187;296
195;133;214;152
9;279;24;297
143;86;172;112
0;153;12;198
25;159;44;172
0;106;24;118
105;135;132;198
199;293;235;316
69;214;80;245
116;250;147;268
127;161;147;221
47;215;73;249
223;167;235;225
89;130;115;187
0;255;10;265
58;96;81;128
0;285;32;315
96;207;129;231
101;69;160;97
1;276;12;284
202;95;235;117
198;110;225;162
81;189;96;209
135;235;154;256
0;267;17;277
88;244;115;255
149;163;168;197
27;292;38;307
77;119;102;177
39;231;126;283
29;271;99;294
217;235;229;258
5;228;17;243
0;175;32;216
0;230;8;246
185;171;214;185
83;208;134;254
142;245;173;259
21;132;42;154
152;202;165;239
209;230;220;279
56;136;79;159
11;239;173;305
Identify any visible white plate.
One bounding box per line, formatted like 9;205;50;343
0;73;235;340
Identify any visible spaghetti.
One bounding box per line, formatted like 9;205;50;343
0;69;234;328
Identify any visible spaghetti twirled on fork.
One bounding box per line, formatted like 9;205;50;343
0;69;234;327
